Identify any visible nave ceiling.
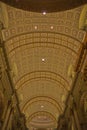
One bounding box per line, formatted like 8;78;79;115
0;1;87;129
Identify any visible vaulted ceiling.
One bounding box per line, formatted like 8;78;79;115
0;1;86;129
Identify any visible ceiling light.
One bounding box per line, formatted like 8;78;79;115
42;58;45;61
51;26;54;29
41;105;44;108
43;11;46;15
34;26;37;30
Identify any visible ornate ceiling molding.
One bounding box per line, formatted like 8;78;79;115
8;42;78;55
22;96;62;113
27;111;57;122
1;3;86;129
26;111;57;129
16;71;69;91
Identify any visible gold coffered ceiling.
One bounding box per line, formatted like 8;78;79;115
0;2;86;129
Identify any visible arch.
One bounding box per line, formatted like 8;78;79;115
16;71;70;91
22;96;63;113
5;32;82;44
27;111;57;122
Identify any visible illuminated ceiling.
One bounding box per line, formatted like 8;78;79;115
0;1;86;129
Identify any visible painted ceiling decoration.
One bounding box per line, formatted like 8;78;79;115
0;1;87;129
0;0;87;12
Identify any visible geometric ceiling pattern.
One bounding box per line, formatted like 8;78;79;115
0;2;86;129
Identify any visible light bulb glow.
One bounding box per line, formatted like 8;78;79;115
43;11;46;15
